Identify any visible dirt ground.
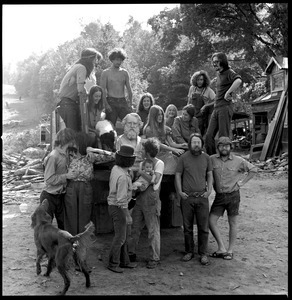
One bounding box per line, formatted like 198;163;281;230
2;87;289;296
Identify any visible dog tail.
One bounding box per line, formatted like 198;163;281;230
69;221;95;243
70;221;96;261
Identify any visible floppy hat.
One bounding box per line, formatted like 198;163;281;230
217;136;232;146
116;145;136;158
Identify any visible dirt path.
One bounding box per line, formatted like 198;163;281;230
2;173;288;296
2;86;289;295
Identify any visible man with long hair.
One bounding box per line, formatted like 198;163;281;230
175;133;213;265
204;52;242;155
57;48;103;131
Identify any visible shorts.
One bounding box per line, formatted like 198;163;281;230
210;190;240;217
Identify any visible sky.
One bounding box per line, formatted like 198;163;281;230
2;4;179;68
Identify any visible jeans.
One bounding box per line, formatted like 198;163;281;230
40;190;65;230
108;205;130;268
105;97;132;127
204;105;233;155
181;195;209;256
127;186;161;262
57;97;81;131
64;181;93;235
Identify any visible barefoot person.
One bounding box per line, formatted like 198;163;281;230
100;48;133;127
209;137;257;260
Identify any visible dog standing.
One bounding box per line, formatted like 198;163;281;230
31;199;95;295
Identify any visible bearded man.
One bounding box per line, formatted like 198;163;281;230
208;137;257;261
116;113;145;171
175;133;213;265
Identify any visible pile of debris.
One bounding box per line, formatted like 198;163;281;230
250;152;288;174
3;152;45;204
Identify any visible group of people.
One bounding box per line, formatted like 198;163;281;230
40;46;258;274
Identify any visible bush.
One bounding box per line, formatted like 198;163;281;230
3;128;40;154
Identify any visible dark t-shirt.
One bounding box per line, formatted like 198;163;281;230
215;68;241;108
176;151;213;193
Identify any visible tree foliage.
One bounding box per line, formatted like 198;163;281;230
9;3;287;117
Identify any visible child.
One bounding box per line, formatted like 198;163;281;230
132;158;156;191
107;145;138;273
64;131;115;236
40;128;78;229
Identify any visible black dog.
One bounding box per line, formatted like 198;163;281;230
31;199;95;295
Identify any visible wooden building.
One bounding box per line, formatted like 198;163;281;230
250;57;288;160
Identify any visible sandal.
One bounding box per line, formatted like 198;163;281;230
209;251;227;258
223;253;233;260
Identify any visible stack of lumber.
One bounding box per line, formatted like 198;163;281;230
251;152;288;173
3;153;44;193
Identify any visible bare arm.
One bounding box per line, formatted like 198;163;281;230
237;168;257;187
175;172;188;200
203;170;213;198
125;70;133;106
100;71;111;111
225;78;242;101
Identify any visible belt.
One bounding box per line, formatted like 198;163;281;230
217;190;239;196
107;96;126;102
188;191;205;197
59;97;79;105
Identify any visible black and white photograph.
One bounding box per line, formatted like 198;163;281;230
2;3;288;296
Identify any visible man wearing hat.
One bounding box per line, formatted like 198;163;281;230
209;136;257;260
107;145;138;273
57;48;103;131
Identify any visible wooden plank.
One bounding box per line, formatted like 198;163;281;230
79;97;89;134
266;91;288;158
270;93;288;157
260;88;287;161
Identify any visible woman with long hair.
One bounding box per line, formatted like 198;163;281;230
136;92;155;136
187;70;216;136
164;104;178;128
143;105;186;174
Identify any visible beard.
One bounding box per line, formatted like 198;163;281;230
190;147;202;156
124;127;139;140
219;149;230;157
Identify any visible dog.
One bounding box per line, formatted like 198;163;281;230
31;199;95;295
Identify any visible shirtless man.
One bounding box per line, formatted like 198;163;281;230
100;48;133;127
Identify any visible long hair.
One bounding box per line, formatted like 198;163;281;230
143;105;166;140
165;104;178;119
211;52;229;71
136;92;155;113
54;128;76;148
190;70;211;87
108;48;127;61
182;104;195;129
74;131;99;155
76;48;102;78
188;132;204;150
88;85;104;111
